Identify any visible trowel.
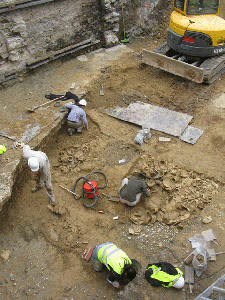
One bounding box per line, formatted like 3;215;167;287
185;266;194;293
101;192;120;202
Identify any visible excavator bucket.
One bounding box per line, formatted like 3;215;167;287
142;49;204;83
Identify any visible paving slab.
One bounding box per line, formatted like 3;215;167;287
107;102;193;137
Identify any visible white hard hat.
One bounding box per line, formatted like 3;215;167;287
23;145;31;159
78;99;87;106
172;275;184;289
28;157;39;172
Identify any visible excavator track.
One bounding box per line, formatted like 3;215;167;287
143;42;225;84
200;54;225;84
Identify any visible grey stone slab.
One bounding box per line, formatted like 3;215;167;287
107;102;193;137
20;124;42;143
180;126;204;144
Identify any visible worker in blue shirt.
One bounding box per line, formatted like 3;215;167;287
65;99;88;135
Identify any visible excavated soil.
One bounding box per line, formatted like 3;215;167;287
0;16;225;300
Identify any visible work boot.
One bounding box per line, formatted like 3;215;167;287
68;128;72;136
68;128;75;136
31;185;42;193
93;260;104;271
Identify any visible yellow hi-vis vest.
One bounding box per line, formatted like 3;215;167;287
97;243;131;275
147;265;183;288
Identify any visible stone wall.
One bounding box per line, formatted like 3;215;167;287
0;0;224;83
0;0;103;81
0;0;165;82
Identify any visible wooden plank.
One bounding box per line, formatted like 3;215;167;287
26;39;100;69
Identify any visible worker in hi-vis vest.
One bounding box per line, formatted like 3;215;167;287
90;242;136;288
145;262;184;289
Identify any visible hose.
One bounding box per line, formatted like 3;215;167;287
91;171;107;189
72;171;107;208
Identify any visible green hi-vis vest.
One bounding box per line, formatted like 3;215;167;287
147;265;183;288
97;243;131;275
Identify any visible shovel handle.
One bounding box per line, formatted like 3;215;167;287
43;185;53;203
29;96;65;111
59;184;76;196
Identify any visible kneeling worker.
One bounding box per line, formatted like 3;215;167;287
65;99;88;135
145;262;184;289
119;172;150;206
90;242;136;288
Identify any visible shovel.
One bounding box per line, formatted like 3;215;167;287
102;192;120;202
43;185;54;203
96;81;104;96
26;96;65;112
185;266;194;293
121;5;129;43
0;132;17;142
207;248;225;261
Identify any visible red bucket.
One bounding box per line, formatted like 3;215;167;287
83;181;99;198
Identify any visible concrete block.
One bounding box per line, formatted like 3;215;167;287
8;51;20;61
104;30;119;47
6;37;24;51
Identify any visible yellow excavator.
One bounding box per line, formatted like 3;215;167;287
142;0;225;84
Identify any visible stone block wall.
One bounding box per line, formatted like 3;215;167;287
0;0;168;82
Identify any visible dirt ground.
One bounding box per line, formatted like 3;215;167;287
1;10;225;300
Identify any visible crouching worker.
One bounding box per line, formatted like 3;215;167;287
23;145;55;205
65;99;88;135
145;262;184;289
119;172;150;206
90;242;136;288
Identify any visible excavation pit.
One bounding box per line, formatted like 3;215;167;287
0;40;225;300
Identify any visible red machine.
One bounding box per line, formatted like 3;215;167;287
83;181;99;199
73;171;107;208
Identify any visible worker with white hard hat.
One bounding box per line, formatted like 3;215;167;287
145;262;184;289
23;145;55;204
65;99;88;135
